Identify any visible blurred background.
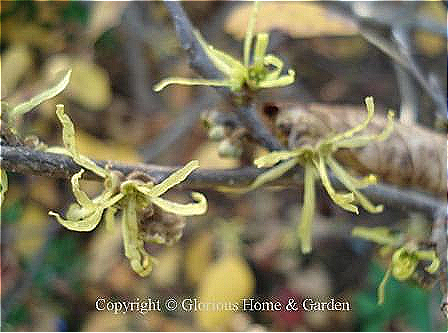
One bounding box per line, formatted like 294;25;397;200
1;1;447;331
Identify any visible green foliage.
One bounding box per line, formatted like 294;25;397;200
153;1;295;93
354;262;432;331
48;105;208;276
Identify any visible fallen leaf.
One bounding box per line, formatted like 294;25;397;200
45;56;112;111
185;230;215;285
193;142;239;169
196;255;255;331
151;246;182;288
225;3;358;40
16;203;49;258
88;2;128;42
1;44;33;98
68;128;141;163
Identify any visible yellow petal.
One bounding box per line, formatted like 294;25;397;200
49;208;104;232
218;157;298;194
55;104;108;178
254;149;302;168
143;160;200;198
10;70;71;120
298;162;316;254
151;192;207;216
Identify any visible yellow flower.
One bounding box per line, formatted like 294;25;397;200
49;105;207;276
153;1;295;93
225;97;394;253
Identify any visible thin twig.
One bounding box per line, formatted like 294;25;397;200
1;145;444;217
162;0;284;151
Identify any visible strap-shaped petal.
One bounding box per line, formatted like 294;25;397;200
151;192;207;216
326;156;383;213
49;208;104;232
10;70;71;120
105;206;117;231
254;149;303;168
253;33;269;71
378;265;392;305
140;160;200;198
100;192;125;208
298;162;316;254
45;146;70;155
351;226;402;246
244;1;260;67
121;196;154;277
55;105;108;178
334;110;395;150
194;29;245;77
1;169;8;207
153;77;235;92
315;157;358;213
218;157;299;194
55;104;77;157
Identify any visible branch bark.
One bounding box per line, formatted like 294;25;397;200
1;145;444;217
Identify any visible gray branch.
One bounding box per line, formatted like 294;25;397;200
1;145;444;218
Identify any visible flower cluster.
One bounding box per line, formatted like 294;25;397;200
48;105;207;276
352;226;440;304
224;97;394;254
153;2;295;94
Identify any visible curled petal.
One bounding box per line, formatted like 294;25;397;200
391;248;417;281
329;96;375;144
298;162;316;254
151;192;207;216
49;208;104;232
138;160;200;198
326;156;383;213
415;250;440;273
315;157;358;213
425;257;440;274
55;105;107;178
71;170;94;208
263;54;284;80
257;69;295;88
